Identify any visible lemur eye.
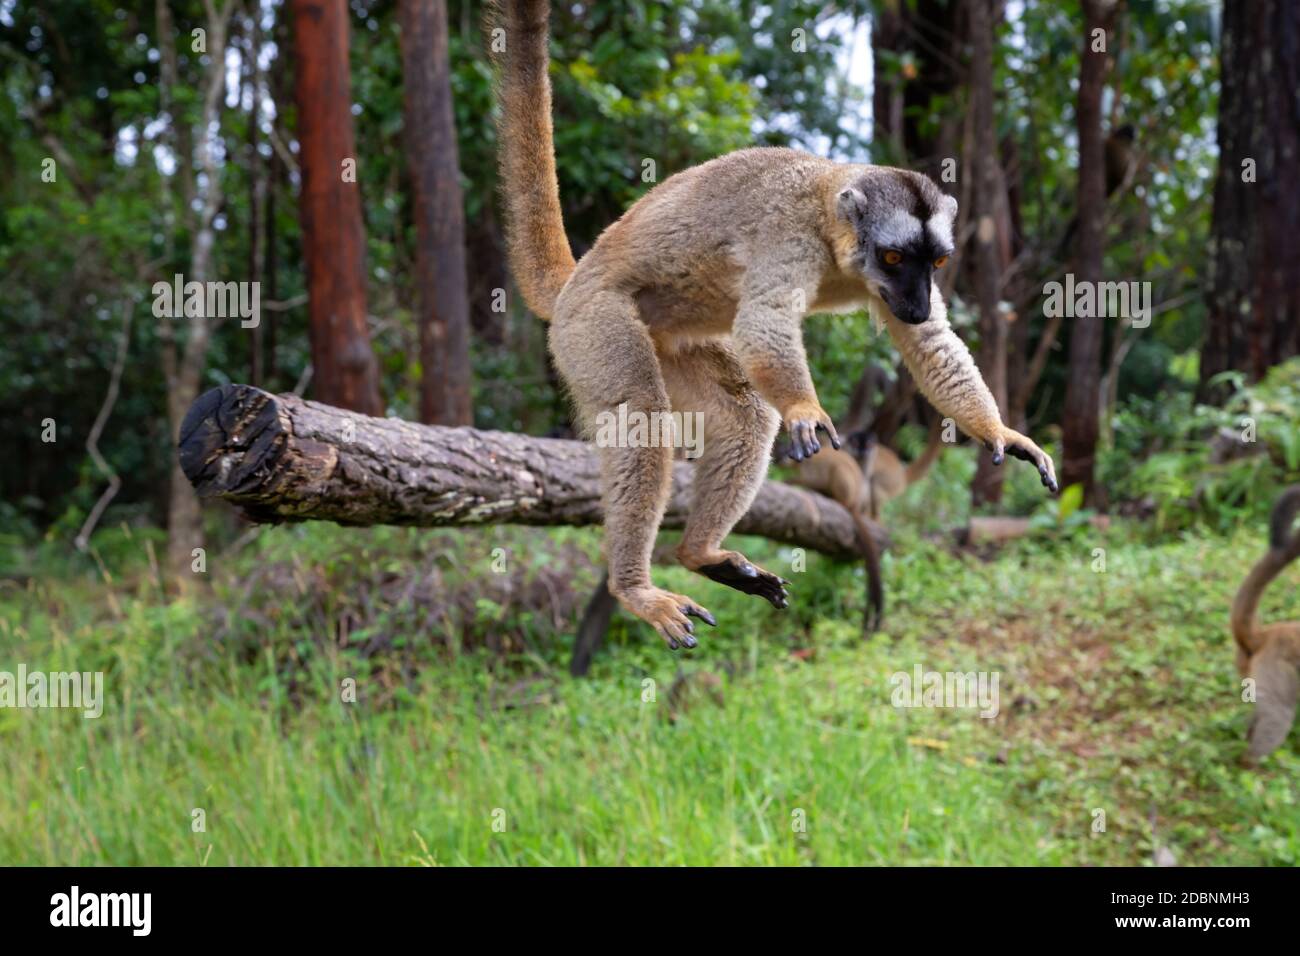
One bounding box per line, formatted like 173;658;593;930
882;250;903;266
933;255;949;268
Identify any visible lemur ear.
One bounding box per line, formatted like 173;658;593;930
940;192;958;219
837;186;868;225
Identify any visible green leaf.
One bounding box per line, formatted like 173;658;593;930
1057;483;1085;523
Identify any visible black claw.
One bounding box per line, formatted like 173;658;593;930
684;605;717;627
681;635;698;649
667;638;680;651
992;451;1004;466
698;556;790;609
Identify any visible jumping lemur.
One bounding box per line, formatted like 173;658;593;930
491;0;1057;650
1231;486;1300;761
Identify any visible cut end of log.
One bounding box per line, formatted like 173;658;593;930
180;385;282;495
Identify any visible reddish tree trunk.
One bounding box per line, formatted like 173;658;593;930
1199;0;1300;398
291;0;383;415
399;0;473;425
1060;0;1112;505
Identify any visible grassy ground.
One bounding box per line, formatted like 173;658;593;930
1;455;1296;865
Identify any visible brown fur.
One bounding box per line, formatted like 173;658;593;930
490;1;1055;648
859;416;945;519
489;0;575;319
784;445;886;631
1231;486;1300;761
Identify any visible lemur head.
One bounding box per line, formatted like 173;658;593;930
836;170;957;325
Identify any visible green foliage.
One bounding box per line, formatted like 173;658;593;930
1103;358;1300;532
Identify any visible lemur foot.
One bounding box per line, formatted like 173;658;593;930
693;552;790;609
988;426;1059;494
782;401;841;461
612;585;716;650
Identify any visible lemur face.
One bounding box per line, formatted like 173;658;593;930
837;172;957;325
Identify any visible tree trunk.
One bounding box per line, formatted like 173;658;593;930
291;0;383;415
968;0;1009;506
1198;0;1300;399
1002;136;1032;434
871;0;967;176
178;385;877;561
158;0;235;582
399;0;473;426
1060;0;1113;505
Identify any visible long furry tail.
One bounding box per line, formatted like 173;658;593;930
1231;486;1300;657
850;509;885;633
489;0;575;320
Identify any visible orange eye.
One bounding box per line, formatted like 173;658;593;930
933;255;949;268
883;250;903;266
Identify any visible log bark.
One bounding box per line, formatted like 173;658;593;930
179;385;869;560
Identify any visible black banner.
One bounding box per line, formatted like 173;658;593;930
0;866;1285;942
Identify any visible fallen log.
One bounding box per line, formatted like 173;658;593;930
960;514;1113;545
179;384;879;560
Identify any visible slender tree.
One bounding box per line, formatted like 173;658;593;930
969;0;1011;506
157;0;236;580
1060;0;1114;504
868;0;968;447
399;0;473;425
291;0;383;415
871;0;967;176
246;10;267;389
1199;0;1300;398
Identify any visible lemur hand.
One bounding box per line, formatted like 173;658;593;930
783;400;841;461
988;426;1058;494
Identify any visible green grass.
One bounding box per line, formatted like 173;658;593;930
1;645;1059;866
1;459;1297;865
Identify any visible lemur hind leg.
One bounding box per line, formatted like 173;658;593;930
548;290;715;650
660;341;788;609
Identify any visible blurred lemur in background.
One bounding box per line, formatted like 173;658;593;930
491;0;1057;651
1232;486;1300;761
780;415;946;632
